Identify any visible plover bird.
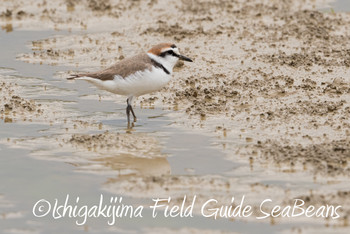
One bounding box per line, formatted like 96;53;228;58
68;43;192;124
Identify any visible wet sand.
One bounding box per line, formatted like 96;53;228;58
1;0;350;233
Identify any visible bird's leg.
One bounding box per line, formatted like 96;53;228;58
126;96;137;123
126;104;131;123
129;105;136;121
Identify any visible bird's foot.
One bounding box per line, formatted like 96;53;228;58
127;121;135;129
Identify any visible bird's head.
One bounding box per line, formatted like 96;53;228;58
147;43;193;72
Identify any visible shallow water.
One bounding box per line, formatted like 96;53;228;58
329;0;350;12
1;1;350;232
0;30;264;233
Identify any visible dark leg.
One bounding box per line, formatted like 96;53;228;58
126;104;131;123
126;97;136;123
130;105;136;121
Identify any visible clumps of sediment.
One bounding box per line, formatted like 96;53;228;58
295;191;350;220
240;139;350;176
0;81;44;122
18;32;128;67
14;0;350;175
2;0;350;228
66;131;164;158
0;0;140;30
104;174;279;216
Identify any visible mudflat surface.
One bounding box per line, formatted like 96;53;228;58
1;0;350;233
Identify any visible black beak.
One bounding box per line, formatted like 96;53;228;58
178;54;193;62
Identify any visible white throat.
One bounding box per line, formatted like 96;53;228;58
147;52;178;74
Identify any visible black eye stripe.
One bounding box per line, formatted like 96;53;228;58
160;50;179;57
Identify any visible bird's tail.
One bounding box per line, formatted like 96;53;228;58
67;74;83;80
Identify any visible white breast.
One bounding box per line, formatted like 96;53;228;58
78;67;172;97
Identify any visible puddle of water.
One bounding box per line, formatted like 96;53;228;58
0;30;251;233
1;16;349;232
321;0;350;12
332;0;350;12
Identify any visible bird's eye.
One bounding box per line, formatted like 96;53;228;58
160;50;176;57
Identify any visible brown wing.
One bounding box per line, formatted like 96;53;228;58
68;53;153;80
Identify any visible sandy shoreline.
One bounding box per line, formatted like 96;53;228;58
1;0;350;232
